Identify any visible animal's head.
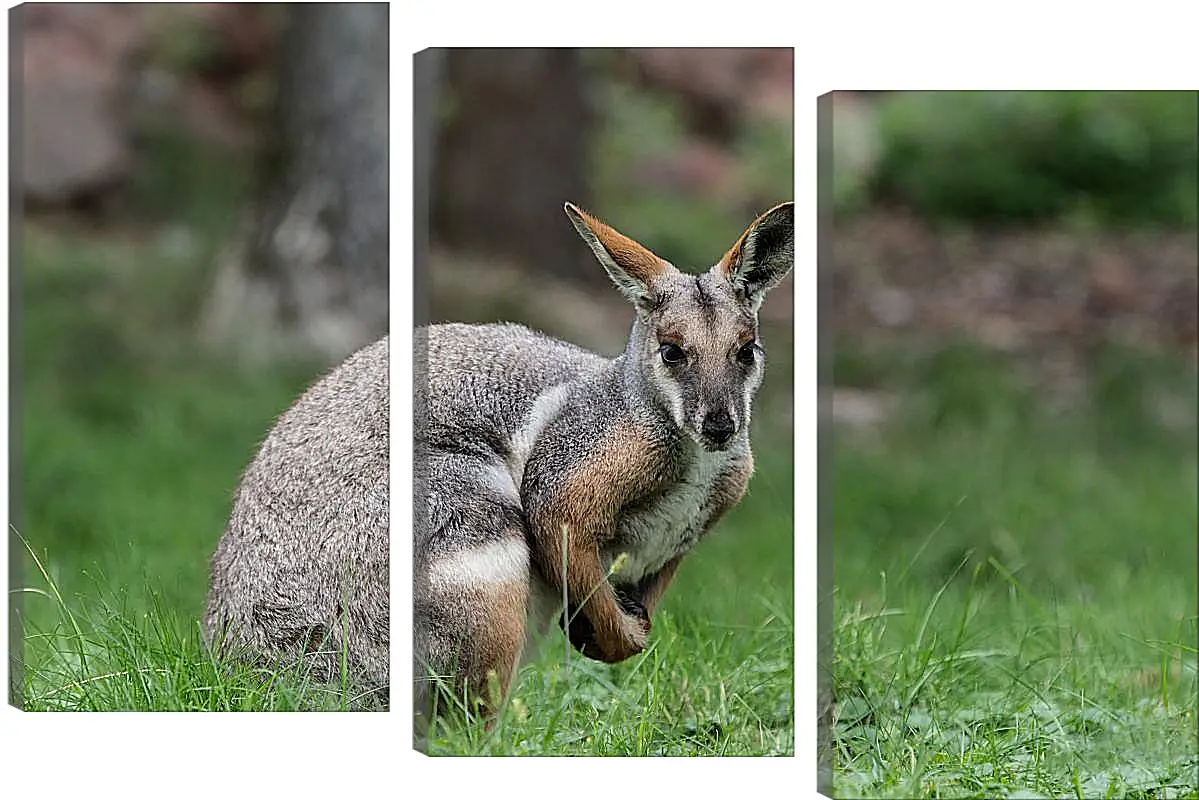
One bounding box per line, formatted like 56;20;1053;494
565;201;793;452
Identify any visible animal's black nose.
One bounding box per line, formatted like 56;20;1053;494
702;411;736;444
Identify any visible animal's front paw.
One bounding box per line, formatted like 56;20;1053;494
594;610;649;663
558;589;651;663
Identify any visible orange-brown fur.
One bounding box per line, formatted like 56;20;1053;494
529;421;672;662
565;202;670;288
428;576;527;719
530;423;755;663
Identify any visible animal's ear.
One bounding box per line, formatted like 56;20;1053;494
714;202;794;312
564;202;674;310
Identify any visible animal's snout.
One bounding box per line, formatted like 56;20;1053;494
701;410;736;445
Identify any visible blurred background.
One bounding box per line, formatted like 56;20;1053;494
423;47;795;639
828;92;1197;783
830;90;1197;587
13;3;389;704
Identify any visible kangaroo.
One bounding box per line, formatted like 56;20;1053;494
204;336;390;709
415;201;793;734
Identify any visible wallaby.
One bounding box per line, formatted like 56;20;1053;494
415;201;793;733
204;336;390;709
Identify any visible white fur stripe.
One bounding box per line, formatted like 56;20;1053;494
506;383;572;482
428;538;529;593
664;380;687;430
479;461;521;505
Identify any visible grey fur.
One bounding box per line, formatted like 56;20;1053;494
204;336;389;709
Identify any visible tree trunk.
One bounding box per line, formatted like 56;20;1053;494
432;48;598;286
204;3;389;363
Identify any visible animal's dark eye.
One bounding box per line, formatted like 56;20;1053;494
736;341;758;365
659;343;687;365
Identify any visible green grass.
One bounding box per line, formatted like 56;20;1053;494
16;533;374;711
832;339;1198;797
10;108;358;709
14;214;338;710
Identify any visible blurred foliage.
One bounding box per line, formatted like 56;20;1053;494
145;9;227;76
835;334;1197;462
125;130;253;230
18;220;323;619
589;59;793;270
590;75;730;265
141;5;282;122
735;117;794;203
18;102;309;625
834;341;1198;593
868;91;1198;227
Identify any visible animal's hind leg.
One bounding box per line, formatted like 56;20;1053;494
415;451;532;730
417;535;531;725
